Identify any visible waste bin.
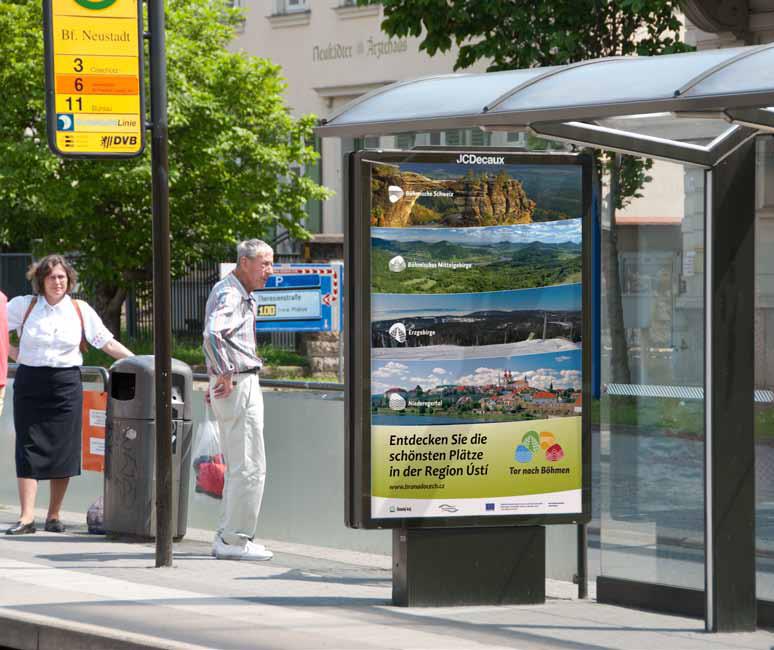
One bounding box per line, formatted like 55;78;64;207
104;355;193;540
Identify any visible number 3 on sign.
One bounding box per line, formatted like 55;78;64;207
73;57;83;72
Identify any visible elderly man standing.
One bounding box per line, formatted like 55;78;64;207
203;239;274;561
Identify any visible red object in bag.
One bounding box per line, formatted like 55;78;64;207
194;454;225;499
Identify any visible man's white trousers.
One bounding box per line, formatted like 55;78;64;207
209;373;266;546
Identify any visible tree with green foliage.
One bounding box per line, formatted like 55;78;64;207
0;0;330;335
366;0;691;385
372;0;688;71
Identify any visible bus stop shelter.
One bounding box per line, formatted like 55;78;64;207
316;43;774;633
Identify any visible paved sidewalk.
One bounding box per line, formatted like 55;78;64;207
1;507;773;650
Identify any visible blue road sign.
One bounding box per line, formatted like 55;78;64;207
254;263;343;333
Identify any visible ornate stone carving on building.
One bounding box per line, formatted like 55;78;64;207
682;0;749;35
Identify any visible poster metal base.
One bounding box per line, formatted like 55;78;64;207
392;525;546;607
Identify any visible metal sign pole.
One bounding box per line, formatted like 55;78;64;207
147;0;173;568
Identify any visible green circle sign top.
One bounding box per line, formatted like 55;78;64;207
75;0;118;9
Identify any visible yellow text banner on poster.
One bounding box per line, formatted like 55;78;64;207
372;417;581;500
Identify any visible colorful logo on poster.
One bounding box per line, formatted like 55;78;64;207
515;429;565;463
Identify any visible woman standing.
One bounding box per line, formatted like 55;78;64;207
5;255;133;535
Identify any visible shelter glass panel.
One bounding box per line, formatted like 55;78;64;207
683;47;774;98
597;159;705;590
493;48;745;113
596;114;737;146
330;69;548;126
755;135;774;601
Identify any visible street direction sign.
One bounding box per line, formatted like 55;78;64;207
43;0;145;158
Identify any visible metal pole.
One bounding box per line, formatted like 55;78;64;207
577;523;588;599
337;333;344;383
147;0;173;567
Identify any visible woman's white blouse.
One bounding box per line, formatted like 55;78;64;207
7;294;114;367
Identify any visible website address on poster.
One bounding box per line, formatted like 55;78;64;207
389;483;444;490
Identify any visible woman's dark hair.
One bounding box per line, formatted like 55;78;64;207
26;254;78;295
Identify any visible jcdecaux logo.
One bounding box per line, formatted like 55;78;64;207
75;0;118;10
455;153;505;165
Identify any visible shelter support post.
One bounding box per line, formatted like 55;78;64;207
392;526;545;607
704;138;756;632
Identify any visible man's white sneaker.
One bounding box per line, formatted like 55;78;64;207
211;535;267;556
214;537;273;561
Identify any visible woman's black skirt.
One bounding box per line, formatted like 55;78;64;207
14;365;82;480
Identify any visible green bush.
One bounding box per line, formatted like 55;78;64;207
82;336;306;371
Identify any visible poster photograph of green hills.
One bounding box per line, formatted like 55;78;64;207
371;219;581;294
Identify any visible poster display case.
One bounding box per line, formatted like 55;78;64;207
346;150;592;529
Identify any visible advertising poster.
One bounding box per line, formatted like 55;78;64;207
347;150;590;528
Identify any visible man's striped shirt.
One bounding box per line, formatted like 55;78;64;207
202;273;261;376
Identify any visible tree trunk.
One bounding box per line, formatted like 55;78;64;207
605;154;632;387
605;154;637;519
92;283;128;342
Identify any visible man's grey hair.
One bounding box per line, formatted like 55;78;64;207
237;239;273;261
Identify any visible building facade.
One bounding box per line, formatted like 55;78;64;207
230;0;510;237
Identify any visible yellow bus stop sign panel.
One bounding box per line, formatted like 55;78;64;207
44;0;145;158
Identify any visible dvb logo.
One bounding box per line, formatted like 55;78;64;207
100;135;138;149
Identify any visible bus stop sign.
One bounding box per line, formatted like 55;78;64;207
43;0;145;158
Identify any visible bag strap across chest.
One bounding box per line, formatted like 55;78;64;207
20;296;88;353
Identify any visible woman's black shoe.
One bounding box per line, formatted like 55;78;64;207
44;519;66;533
5;521;36;535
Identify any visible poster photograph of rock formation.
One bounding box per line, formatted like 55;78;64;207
369;162;582;228
371;219;581;294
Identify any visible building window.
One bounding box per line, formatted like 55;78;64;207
470;128;491;147
507;131;526;145
275;0;308;14
364;136;380;149
268;0;311;26
444;130;462;146
333;0;380;18
396;133;415;149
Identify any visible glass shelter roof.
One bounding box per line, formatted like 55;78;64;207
316;44;774;166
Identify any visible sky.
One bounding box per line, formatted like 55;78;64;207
371;348;582;396
372;218;581;245
371;283;581;321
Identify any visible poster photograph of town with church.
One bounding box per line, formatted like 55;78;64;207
370;349;582;426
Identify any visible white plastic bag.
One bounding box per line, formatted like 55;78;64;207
87;496;104;534
192;406;225;500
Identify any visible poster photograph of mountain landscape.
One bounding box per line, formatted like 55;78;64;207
371;283;581;354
